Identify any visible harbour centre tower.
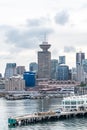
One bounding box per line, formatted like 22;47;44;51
38;40;51;79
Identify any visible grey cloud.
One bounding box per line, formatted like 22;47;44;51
27;19;42;26
27;17;50;27
6;28;20;44
54;10;69;25
64;46;76;53
5;26;53;50
2;17;53;50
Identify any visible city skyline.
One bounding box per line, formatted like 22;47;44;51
0;0;87;75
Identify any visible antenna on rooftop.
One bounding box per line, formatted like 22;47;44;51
43;33;48;45
44;33;46;42
40;32;51;51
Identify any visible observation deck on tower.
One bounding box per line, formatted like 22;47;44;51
39;41;51;52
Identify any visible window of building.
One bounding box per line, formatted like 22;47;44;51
71;101;76;105
65;101;70;105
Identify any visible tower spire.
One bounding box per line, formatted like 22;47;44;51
39;34;51;51
44;33;47;42
43;33;48;45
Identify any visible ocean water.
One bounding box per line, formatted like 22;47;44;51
0;97;87;130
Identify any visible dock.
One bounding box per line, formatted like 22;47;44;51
8;110;87;127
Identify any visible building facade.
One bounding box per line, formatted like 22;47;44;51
16;66;26;75
82;59;87;73
71;68;77;81
5;76;25;91
76;52;85;65
59;56;65;65
4;63;17;78
0;78;5;89
29;62;38;73
23;72;36;88
76;52;85;82
57;64;69;80
38;41;51;79
51;59;58;79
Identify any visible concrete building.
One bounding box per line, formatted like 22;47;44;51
5;76;25;91
16;66;26;75
76;51;85;82
38;40;51;79
51;59;58;79
4;63;17;78
29;62;38;73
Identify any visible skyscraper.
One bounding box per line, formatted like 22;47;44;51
57;64;69;80
59;56;65;65
76;51;85;82
76;52;85;65
51;59;58;79
4;63;17;78
38;40;51;79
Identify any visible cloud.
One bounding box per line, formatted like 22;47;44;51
27;17;50;27
64;46;76;53
54;10;69;25
5;27;53;49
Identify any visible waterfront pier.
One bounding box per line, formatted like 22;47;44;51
8;110;87;127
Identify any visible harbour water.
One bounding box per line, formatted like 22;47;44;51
1;97;87;130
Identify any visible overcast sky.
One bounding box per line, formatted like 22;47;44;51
0;0;87;75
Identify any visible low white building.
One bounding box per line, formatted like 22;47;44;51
5;76;25;91
62;95;87;111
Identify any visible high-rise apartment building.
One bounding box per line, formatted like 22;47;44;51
38;40;51;79
76;51;85;82
57;64;69;80
76;52;85;65
51;59;58;79
59;56;65;64
4;63;17;78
